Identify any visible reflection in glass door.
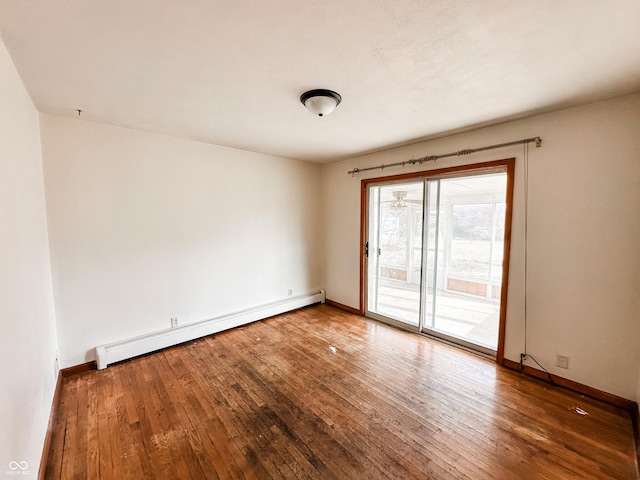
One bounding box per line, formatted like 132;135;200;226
366;169;509;355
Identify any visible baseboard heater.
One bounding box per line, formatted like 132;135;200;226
95;289;325;369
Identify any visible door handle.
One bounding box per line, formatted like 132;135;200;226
365;242;369;257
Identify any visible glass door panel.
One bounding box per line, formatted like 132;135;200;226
422;173;507;351
366;182;424;327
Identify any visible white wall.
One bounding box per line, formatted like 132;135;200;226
41;115;322;367
0;37;59;475
321;94;640;402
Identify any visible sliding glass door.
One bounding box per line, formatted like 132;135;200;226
365;163;512;356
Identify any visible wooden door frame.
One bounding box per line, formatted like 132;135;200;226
359;158;516;363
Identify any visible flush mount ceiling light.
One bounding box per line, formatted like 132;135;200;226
300;89;342;117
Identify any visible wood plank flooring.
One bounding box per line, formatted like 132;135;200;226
44;304;639;479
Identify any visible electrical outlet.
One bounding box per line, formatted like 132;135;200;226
288;289;293;296
171;317;179;328
556;354;569;369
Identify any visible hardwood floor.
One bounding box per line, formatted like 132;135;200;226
44;304;639;479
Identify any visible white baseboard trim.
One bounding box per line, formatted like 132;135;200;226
95;289;325;369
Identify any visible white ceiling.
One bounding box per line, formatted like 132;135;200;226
1;0;639;163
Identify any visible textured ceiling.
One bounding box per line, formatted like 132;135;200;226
1;0;639;162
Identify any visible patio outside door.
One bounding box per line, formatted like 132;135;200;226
365;168;510;355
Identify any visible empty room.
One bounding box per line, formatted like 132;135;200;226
1;1;639;478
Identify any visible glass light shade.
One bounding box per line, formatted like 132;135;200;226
300;89;342;117
304;96;338;116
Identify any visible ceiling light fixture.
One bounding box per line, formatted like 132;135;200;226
391;191;408;209
300;89;342;117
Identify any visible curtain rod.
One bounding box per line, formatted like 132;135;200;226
347;136;542;175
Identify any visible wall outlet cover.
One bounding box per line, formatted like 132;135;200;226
556;354;569;369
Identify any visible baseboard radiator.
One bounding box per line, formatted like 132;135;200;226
95;289;325;369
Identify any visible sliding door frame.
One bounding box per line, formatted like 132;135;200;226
359;158;516;363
